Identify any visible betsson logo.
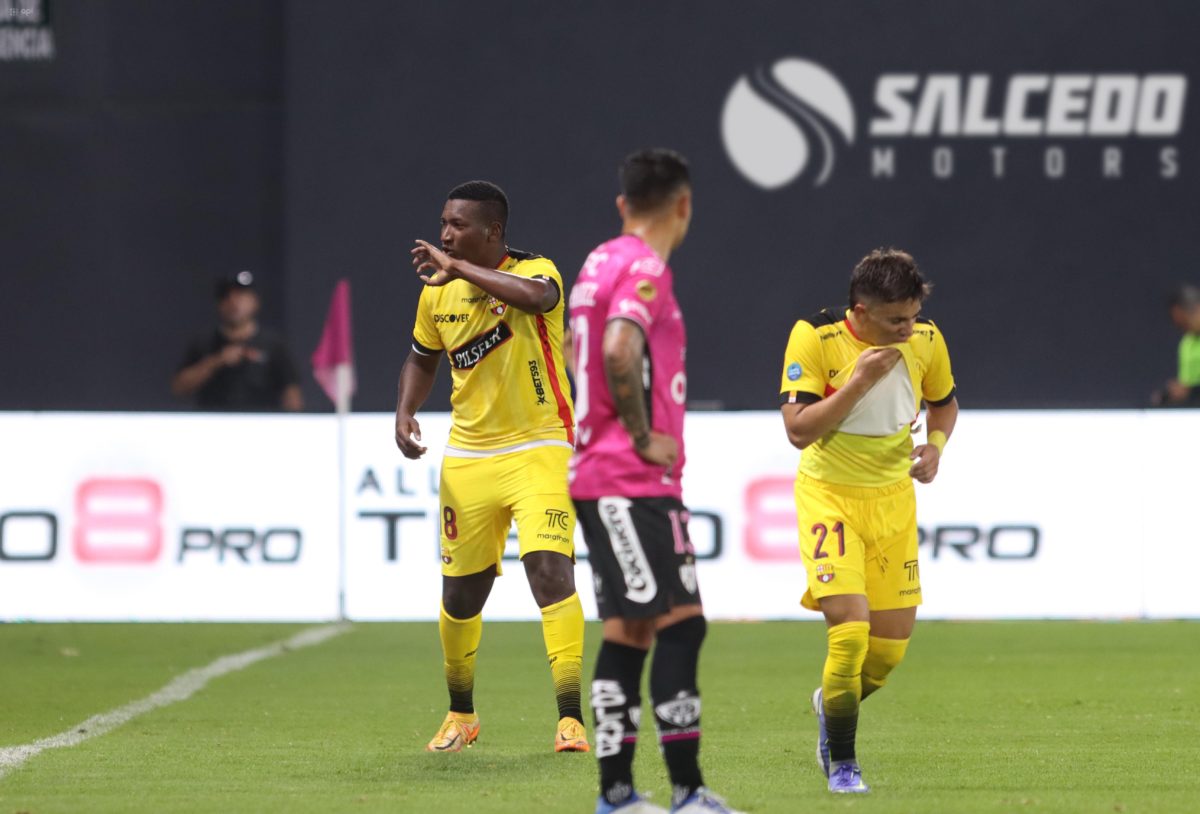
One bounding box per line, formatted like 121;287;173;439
721;57;1186;188
721;58;855;189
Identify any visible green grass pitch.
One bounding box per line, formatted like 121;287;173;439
1;620;1196;813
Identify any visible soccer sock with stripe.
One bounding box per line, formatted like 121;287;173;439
438;603;482;715
861;635;909;701
651;616;707;808
823;620;870;764
539;592;585;723
592;640;649;806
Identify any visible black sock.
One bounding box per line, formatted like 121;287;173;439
827;710;859;763
651;616;707;807
592;640;649;805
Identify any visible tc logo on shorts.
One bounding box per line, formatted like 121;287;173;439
787;362;802;381
905;559;919;581
545;509;570;530
816;562;835;583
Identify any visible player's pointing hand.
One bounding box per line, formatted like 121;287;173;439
412;239;458;286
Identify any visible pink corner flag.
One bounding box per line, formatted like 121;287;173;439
311;279;356;412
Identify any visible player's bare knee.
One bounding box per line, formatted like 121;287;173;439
603;617;656;649
820;594;870;627
442;570;494;618
523;551;575;607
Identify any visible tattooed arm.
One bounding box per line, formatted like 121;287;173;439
602;318;678;466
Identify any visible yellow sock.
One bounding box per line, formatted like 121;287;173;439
823;621;870;763
861;635;909;700
439;603;482;714
540;592;585;722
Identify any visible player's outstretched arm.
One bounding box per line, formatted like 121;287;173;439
781;347;902;448
602;318;677;467
909;396;958;484
411;239;558;314
394;348;440;459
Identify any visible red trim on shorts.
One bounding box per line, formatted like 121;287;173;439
536;314;575;445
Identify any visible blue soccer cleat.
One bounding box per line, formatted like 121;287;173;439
595;791;668;813
671;787;746;813
828;761;870;794
811;687;829;777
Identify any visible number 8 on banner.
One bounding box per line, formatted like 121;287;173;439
73;478;163;563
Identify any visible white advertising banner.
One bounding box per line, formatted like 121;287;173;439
342;410;1199;621
2;410;1197;620
0;413;341;621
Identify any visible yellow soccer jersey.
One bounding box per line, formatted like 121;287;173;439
412;250;575;452
779;308;956;487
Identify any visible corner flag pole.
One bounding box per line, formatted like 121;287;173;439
311;280;356;621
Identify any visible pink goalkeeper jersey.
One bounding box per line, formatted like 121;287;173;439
568;234;687;500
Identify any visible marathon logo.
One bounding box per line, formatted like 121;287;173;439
528;359;548;405
450;322;512;369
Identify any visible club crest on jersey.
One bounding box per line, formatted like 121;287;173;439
816;563;835;583
487;296;507;316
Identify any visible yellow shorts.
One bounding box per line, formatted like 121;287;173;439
438;444;576;577
794;474;922;612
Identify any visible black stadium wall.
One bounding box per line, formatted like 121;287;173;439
2;1;1197;411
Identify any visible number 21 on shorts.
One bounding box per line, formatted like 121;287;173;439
811;521;845;559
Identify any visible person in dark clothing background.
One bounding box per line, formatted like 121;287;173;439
172;271;303;412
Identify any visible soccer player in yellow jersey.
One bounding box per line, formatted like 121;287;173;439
778;248;958;794
394;181;588;754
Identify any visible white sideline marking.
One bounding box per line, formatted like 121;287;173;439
0;623;352;779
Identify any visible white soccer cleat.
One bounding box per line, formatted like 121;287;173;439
595;791;669;813
671;787;746;813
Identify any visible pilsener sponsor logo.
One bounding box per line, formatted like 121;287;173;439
449;322;513;369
